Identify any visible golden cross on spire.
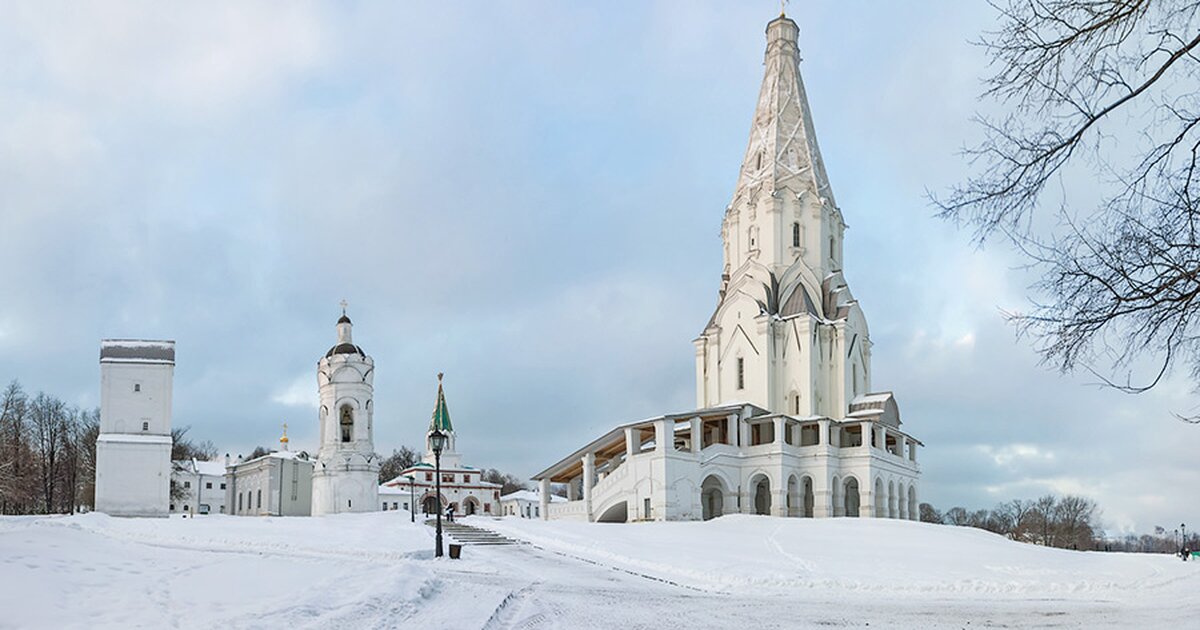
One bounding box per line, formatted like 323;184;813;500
339;299;348;315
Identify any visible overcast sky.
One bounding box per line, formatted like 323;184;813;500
1;1;1195;534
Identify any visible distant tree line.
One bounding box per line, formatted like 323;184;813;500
0;380;99;515
920;495;1098;550
1;379;222;514
920;494;1195;553
1102;526;1199;554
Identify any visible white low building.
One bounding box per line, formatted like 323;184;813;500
499;490;564;519
379;485;414;513
225;445;314;517
170;459;227;515
532;13;921;523
381;375;501;517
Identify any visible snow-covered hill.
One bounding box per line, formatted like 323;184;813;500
481;514;1185;595
1;512;1195;629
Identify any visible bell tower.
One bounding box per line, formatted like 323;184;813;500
311;305;380;515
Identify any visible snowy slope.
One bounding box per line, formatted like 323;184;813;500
2;511;1197;629
480;514;1188;595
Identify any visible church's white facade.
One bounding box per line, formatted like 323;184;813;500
533;14;921;523
311;312;380;515
95;340;176;518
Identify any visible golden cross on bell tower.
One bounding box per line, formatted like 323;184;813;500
339;299;348;315
279;422;290;450
780;0;788;17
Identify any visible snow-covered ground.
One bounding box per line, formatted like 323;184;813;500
1;511;1195;629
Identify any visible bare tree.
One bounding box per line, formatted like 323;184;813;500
29;393;66;514
74;408;100;510
919;502;944;524
0;380;31;514
171;426;217;462
377;446;420;484
936;1;1200;419
482;468;530;495
944;506;971;526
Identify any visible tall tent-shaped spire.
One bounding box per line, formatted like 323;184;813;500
428;372;453;433
730;14;835;211
423;372;461;467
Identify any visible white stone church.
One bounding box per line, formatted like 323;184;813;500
532;13;922;523
380;375;502;517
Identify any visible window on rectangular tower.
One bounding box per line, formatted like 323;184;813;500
737;358;745;390
793;222;801;247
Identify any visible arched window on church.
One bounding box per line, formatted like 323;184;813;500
829;236;836;261
340;405;353;443
736;357;745;390
793;393;801;415
792;222;801;248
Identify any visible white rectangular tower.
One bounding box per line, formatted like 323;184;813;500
94;339;175;517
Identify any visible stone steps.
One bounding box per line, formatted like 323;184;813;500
425;519;522;546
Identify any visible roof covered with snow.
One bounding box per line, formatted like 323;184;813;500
100;339;175;364
500;490;566;503
173;459;227;476
532;402;768;481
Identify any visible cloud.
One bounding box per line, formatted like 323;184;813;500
272;373;318;409
977;443;1056;468
4;1;327;117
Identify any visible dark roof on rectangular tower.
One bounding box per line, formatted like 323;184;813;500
100;339;176;364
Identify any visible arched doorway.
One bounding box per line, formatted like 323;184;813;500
463;497;480;516
751;474;771;515
421;495;440;515
787;475;799;517
802;476;814;518
844;478;860;517
701;475;726;521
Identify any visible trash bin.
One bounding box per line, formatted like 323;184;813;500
448;544;462;560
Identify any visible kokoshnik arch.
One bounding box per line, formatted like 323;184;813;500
532;12;922;523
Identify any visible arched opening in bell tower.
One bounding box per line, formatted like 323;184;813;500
339;405;353;443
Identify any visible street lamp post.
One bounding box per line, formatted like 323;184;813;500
430;428;448;558
404;474;415;523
